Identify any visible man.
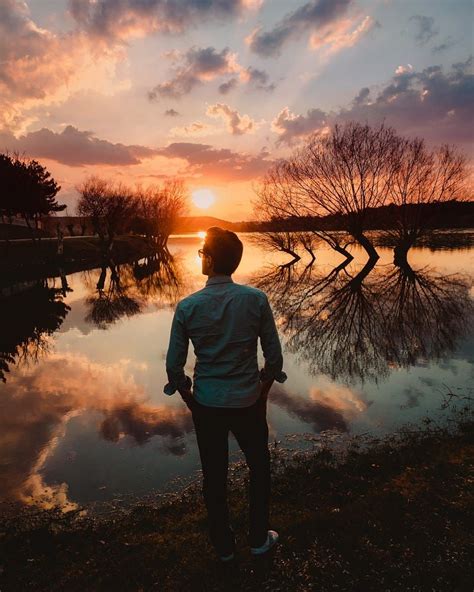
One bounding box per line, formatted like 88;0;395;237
164;226;287;561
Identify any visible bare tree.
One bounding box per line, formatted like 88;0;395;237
76;176;136;252
385;141;467;265
76;176;110;245
134;179;187;249
255;122;404;260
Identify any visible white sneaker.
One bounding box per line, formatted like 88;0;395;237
250;530;279;555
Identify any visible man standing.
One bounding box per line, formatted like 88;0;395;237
164;227;287;561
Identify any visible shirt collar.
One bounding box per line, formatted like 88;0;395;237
205;275;234;286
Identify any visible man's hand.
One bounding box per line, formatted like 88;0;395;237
259;378;274;401
178;387;194;408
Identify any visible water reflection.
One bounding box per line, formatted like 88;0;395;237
0;281;70;382
0;353;194;508
0;236;473;509
271;382;368;432
82;252;185;329
252;259;473;383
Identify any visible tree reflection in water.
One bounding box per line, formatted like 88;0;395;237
0;282;70;382
0;250;186;379
252;258;473;384
83;250;186;329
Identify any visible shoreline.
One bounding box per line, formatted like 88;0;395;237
1;413;472;591
0;235;164;286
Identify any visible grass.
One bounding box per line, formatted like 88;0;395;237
0;411;472;592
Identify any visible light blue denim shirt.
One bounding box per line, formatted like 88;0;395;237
164;275;287;408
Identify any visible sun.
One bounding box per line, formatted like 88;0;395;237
192;188;216;209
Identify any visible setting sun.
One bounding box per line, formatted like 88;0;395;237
192;189;216;209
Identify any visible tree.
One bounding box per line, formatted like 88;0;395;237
77;176;186;252
134;179;187;248
76;176;136;251
255;122;406;260
0;153;64;242
76;176;110;244
385;140;467;265
0;154;21;224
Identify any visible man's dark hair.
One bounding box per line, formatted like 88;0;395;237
204;226;243;275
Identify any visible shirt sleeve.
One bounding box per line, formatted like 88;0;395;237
163;302;193;396
258;293;287;384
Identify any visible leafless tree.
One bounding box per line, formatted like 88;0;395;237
76;176;137;252
252;256;473;383
134;179;188;249
76;176;111;245
385;140;467;265
255;122;405;260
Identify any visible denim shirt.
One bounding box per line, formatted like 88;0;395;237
164;275;287;408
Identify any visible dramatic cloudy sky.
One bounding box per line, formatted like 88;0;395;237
1;0;473;219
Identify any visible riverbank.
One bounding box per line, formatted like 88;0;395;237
1;413;472;592
0;235;161;285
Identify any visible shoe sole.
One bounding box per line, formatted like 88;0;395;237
250;536;279;555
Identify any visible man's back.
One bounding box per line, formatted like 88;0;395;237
163;227;284;560
165;275;286;408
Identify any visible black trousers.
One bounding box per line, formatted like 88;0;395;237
187;393;271;555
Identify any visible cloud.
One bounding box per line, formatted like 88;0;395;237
148;46;241;99
157;142;273;181
272;58;474;149
218;65;275;94
148;46;274;99
69;0;259;41
206;103;256;135
247;0;353;57
0;353;194;508
169;121;215;138
271;107;328;145
353;86;370;105
309;15;379;57
0;125;158;167
164;108;180;117
242;67;276;91
219;78;239;94
0;0;125;133
409;14;439;45
337;56;474;148
395;64;414;75
432;38;456;54
270;381;366;432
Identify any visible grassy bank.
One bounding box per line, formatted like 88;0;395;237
0;235;159;284
1;415;472;592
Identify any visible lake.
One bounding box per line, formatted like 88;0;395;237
1;233;473;511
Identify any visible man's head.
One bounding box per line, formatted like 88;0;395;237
199;226;243;276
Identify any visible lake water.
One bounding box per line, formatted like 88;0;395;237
1;233;473;511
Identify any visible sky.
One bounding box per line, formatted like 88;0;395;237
0;0;473;220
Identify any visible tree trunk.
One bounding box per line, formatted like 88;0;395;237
393;241;412;267
96;267;107;291
282;248;301;262
353;232;379;261
333;243;354;261
24;215;36;246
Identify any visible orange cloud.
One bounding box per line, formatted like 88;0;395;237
0;353;193;509
0;1;126;133
309;15;378;56
206;103;257;135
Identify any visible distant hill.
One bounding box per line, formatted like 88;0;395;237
174;216;241;232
